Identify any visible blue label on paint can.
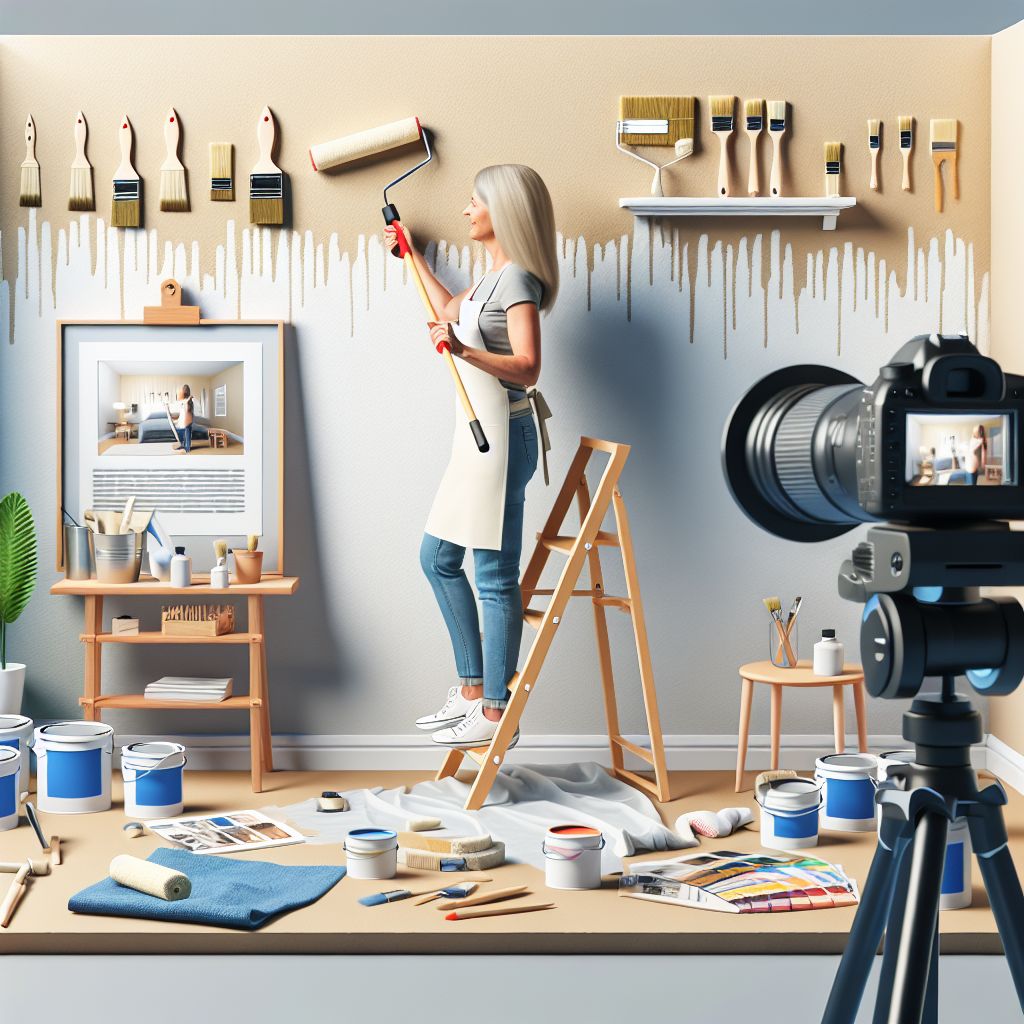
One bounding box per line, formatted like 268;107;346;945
942;840;965;895
0;772;15;818
47;747;102;799
826;777;875;820
772;808;818;840
136;766;182;808
0;739;18;750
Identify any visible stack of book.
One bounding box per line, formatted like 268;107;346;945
144;677;233;702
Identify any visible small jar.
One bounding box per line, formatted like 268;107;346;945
170;546;192;588
769;619;798;668
210;563;229;588
813;629;845;676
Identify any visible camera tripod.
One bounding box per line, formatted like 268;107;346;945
822;679;1024;1024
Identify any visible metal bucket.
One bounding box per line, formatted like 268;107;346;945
92;531;147;584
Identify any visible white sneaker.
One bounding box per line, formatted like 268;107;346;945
415;686;479;732
431;701;520;749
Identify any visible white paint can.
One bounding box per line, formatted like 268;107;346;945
0;746;21;831
875;749;915;829
121;741;186;819
756;776;822;850
941;817;972;910
543;825;605;890
815;753;879;832
34;721;114;814
344;828;398;880
0;714;33;793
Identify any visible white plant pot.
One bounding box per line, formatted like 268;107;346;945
0;664;26;716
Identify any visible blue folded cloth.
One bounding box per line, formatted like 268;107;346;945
69;848;346;930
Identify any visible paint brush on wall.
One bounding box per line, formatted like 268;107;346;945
19;115;41;207
824;142;842;198
767;100;786;197
616;96;695;196
709;96;735;197
68;111;94;211
250;106;284;225
745;99;764;196
111;115;141;228
867;119;880;191
210;143;234;201
930;118;958;213
159;108;189;212
899;115;913;192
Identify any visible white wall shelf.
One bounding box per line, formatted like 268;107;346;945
619;196;857;231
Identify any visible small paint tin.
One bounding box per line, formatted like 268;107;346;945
35;721;114;814
815;753;879;832
757;776;822;850
0;714;33;793
121;741;187;819
542;825;605;890
344;828;398;880
0;746;21;831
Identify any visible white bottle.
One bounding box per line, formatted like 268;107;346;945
170;546;192;588
210;563;229;588
813;629;845;676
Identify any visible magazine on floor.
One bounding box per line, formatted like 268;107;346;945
619;849;859;913
145;810;305;854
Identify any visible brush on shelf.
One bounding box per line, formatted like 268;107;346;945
111;115;141;228
930;118;958;213
867;119;880;191
20;115;41;207
709;96;735;197
69;111;94;211
745;99;764;196
899;115;913;192
616;96;695;196
767;100;786;197
250;106;283;225
210;143;234;201
824;142;842;198
159;108;189;212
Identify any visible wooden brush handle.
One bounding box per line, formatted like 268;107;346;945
773;617;797;666
932;153;945;213
72;112;88;169
163;109;182;169
437;884;527;911
717;136;731;197
116;116;135;177
769;134;783;196
254;106;278;173
951;152;959;201
747;132;760;196
870;149;879;191
450;902;553;920
901;149;911;192
24;115;37;164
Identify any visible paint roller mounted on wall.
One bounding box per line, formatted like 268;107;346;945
310;117;488;453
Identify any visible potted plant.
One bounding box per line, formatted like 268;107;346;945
0;492;37;715
232;534;263;585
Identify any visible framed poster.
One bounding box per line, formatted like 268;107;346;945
57;320;285;575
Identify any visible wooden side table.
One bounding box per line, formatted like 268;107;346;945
51;575;299;793
735;659;867;792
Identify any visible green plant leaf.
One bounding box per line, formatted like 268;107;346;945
0;492;37;627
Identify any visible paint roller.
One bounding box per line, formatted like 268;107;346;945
310;117;489;453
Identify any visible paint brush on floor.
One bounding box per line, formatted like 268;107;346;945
445;902;554;922
159;108;189;212
0;864;29;928
930;118;958;213
111;115;141;228
250;106;284;225
867;119;880;191
359;879;487;907
20;115;41;207
745;99;764;196
899;115;913;192
824;142;842;198
69;111;94;211
210;143;233;201
709;95;735;196
767;100;786;196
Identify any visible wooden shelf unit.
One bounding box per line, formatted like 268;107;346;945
51;576;300;792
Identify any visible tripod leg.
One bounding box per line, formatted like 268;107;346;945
872;837;915;1024
975;842;1024;1008
922;922;939;1024
887;810;947;1024
823;836;907;1024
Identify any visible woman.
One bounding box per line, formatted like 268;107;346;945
384;164;558;750
169;384;194;454
967;424;988;485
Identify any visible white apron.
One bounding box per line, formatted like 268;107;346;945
425;268;514;551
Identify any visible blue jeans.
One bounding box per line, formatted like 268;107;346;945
420;414;539;709
179;424;192;453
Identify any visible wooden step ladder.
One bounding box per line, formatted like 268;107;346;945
436;436;671;810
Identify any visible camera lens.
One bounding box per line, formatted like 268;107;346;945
723;365;872;542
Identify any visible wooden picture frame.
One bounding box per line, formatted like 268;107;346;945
57;319;286;576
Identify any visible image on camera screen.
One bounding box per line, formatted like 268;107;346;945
905;412;1016;487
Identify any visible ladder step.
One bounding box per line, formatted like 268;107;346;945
593;595;631;611
611;735;656;765
523;609;545;630
538;531;619;554
462;746;490;766
523;588;600;598
613;767;662;801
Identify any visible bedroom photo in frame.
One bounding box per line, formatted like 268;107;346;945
58;321;285;575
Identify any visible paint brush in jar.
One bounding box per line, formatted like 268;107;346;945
763;596;797;666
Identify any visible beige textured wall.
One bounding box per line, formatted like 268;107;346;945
0;35;990;289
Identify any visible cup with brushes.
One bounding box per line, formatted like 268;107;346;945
232;534;263;584
763;594;802;668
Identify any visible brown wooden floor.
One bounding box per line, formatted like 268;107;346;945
0;768;1019;954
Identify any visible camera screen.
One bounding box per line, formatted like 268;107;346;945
905;412;1017;486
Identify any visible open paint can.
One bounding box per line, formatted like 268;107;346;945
0;747;21;831
815;753;879;832
0;714;33;794
34;721;114;814
344;828;398;880
542;825;606;889
756;776;822;850
121;741;187;819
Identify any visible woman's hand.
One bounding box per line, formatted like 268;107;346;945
383;221;413;258
428;321;462;355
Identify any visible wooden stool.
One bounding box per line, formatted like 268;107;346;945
735;659;867;792
208;428;227;449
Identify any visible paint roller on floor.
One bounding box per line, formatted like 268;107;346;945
309;117;489;453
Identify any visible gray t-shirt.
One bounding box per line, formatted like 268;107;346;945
470;264;544;394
